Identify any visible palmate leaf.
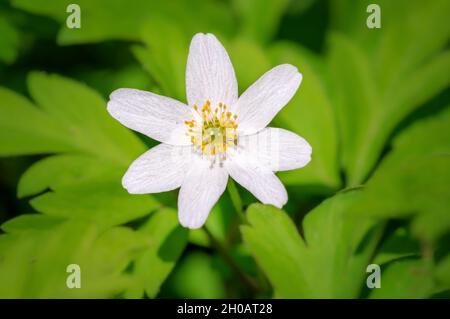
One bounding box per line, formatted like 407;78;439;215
26;72;145;164
132;18;189;102
346;108;450;295
368;230;437;298
124;209;188;298
16;154;158;228
0;72;159;226
11;0;234;45
241;193;383;298
17;154;119;198
0;85;72;155
0;218;144;298
328;0;450;185
332;0;450;85
372;227;419;266
369;259;434;299
342;108;450;297
241;204;308;298
29;175;158;228
350;108;450;243
1;214;66;233
0;209;188;298
0;72;144;161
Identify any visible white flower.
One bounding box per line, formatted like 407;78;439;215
107;33;312;229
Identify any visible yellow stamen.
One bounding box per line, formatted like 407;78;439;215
184;100;238;157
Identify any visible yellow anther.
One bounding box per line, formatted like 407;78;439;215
185;100;238;157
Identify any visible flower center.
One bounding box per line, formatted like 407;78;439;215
185;100;238;159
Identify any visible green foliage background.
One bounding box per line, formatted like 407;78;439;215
0;0;449;298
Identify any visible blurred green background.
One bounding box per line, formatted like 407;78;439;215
0;0;449;298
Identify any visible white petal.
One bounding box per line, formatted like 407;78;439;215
178;157;228;229
123;144;192;194
234;64;302;135
239;127;312;172
225;148;288;208
107;88;192;145
186;33;238;108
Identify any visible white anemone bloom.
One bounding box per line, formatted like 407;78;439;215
107;33;312;229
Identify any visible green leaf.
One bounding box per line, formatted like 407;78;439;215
0;86;72;156
29;175;159;228
1;214;65;233
232;0;289;44
12;0;234;45
163;251;227;298
0;72;160;226
351;109;450;243
372;1;450;91
331;1;450;69
328;0;450;185
227;38;272;94
132;18;189;101
0;72;145;161
242;193;383;298
17;154;117;198
27;72;145;164
383;51;450;128
373;227;419;266
327;33;379;186
369;259;434;299
0;220;144;298
16;154;160;227
93;226;149;276
241;204;308;298
124;209;188;298
270;42;340;190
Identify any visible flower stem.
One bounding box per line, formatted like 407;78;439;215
227;179;246;224
204;226;258;295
